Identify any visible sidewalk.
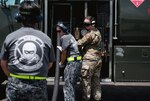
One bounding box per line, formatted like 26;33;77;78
1;79;150;101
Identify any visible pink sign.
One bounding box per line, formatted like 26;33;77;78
130;0;145;8
148;8;150;14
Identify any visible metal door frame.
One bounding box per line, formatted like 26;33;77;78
50;3;72;39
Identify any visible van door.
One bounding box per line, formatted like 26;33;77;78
48;1;111;80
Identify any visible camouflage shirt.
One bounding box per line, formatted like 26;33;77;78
77;28;102;60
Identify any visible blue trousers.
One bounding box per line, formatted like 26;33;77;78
63;61;82;101
6;76;48;101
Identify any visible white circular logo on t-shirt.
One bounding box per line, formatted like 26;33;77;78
13;35;45;72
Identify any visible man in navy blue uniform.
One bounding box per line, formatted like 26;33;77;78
56;22;82;101
0;1;55;101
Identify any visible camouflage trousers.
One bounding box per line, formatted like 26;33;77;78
81;59;102;101
63;61;82;101
6;76;48;101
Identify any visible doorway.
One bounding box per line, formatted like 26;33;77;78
48;1;110;79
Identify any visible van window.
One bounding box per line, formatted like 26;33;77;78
0;0;35;6
0;0;15;5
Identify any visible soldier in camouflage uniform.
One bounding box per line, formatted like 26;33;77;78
56;22;82;101
78;16;102;101
0;1;55;101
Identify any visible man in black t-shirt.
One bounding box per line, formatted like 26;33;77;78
0;1;55;101
56;22;82;101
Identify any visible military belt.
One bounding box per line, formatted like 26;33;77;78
10;73;46;80
67;56;82;62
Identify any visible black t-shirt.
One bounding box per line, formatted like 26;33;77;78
0;27;55;77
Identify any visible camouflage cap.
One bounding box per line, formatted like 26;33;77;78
83;16;95;25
